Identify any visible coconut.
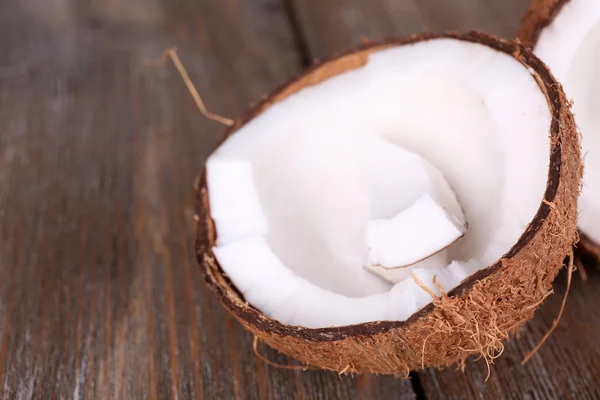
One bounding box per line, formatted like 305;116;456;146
519;0;598;257
195;32;581;374
362;135;468;284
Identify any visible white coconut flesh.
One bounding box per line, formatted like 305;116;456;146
533;0;600;245
206;38;551;328
364;136;467;275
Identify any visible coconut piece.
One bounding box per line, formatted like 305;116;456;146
519;0;600;256
365;193;467;284
367;194;466;270
196;32;580;373
363;135;467;283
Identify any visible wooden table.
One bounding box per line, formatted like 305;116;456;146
1;0;599;398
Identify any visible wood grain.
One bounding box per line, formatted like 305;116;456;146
291;0;600;399
291;0;530;59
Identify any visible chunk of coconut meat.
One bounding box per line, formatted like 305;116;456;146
207;38;551;328
367;194;467;283
363;135;467;283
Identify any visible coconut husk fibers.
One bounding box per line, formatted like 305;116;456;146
518;0;600;260
195;31;581;375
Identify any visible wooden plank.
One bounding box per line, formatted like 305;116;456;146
290;0;600;398
292;0;530;60
0;0;411;398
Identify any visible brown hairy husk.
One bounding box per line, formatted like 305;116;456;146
195;31;581;374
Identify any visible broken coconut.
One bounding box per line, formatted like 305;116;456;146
195;32;581;374
519;0;599;259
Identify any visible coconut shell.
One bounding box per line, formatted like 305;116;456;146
195;31;581;374
518;0;598;259
517;0;570;48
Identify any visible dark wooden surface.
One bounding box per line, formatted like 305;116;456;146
1;0;599;398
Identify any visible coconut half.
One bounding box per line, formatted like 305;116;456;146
519;0;598;257
195;32;580;374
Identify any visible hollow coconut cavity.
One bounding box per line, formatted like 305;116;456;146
196;32;581;374
519;0;599;257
